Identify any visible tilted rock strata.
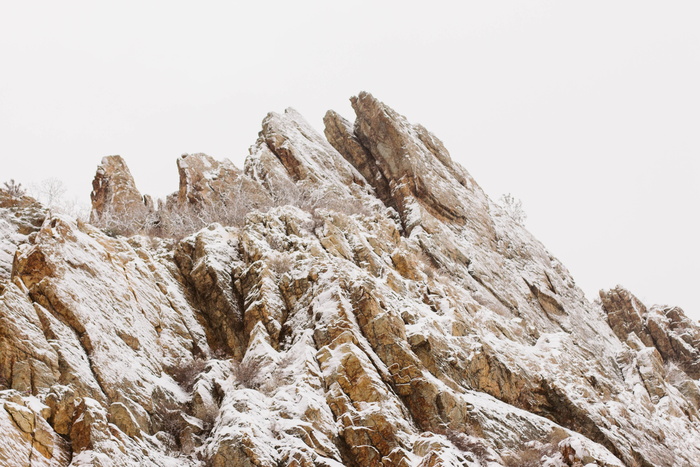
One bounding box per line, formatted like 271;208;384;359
1;93;699;466
601;286;700;378
90;155;152;224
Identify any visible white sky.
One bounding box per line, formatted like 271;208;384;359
1;1;698;319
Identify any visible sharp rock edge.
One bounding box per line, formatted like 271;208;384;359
1;92;699;467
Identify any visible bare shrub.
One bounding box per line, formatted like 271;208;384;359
259;351;297;394
159;407;187;443
152;397;188;451
267;235;284;251
198;401;220;433
168;357;208;392
499;193;526;226
3;179;26;199
503;430;567;467
268;178;373;219
149;205;205;240
444;428;490;463
2;179;28;208
232;357;265;389
136;186;254;239
90;173;374;240
306;193;373;219
503;443;558;467
31;178;66;207
268;251;293;276
92;199;153;237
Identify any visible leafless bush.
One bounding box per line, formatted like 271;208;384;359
20;178;89;220
503;430;567;467
267;178;372;219
149;205;205;240
3;179;26;199
267;235;285;251
31;178;66;207
499;193;526;226
307;194;373;219
169;357;208;392
199;403;220;434
189;193;254;230
268;251;293;275
503;443;558;467
152;396;188;451
159;408;187;443
91;174;373;240
444;428;490;463
232;357;265;389
91;198;153;237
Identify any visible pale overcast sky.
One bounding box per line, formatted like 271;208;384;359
1;2;698;319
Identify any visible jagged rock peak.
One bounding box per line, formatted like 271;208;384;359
90;155;152;224
176;153;241;206
326;92;495;239
601;286;700;378
3;93;699;466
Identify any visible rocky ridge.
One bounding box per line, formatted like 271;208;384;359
1;92;699;466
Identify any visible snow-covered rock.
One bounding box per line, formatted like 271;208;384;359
1;93;698;466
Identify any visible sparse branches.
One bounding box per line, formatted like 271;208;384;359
268;251;293;276
231;357;265;389
499;193;526;226
3;179;26;199
33;177;67;207
503;430;568;467
169;357;208;392
27;178;90;220
91;175;372;239
93;203;149;237
444;428;491;463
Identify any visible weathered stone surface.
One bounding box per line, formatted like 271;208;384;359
344;91;495;239
174;153;272;216
108;402;141;438
70;398;110;453
90;155;149;225
600;286;655;347
602;286;700;378
324;110;394;207
0;189;45;284
1;93;698;466
0;394;71;466
648;305;700;378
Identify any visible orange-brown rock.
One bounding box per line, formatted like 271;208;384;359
1;93;697;466
90;155;150;226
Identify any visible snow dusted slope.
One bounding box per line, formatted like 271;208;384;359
1;93;699;466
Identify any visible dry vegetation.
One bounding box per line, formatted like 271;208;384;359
502;430;568;467
169;357;208;393
231;357;265;390
3;179;26;199
443;428;491;463
93;178;374;240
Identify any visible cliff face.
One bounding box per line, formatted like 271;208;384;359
1;93;699;467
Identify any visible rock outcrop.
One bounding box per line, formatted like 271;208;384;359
1;93;699;466
90;155;153;234
601;286;700;378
